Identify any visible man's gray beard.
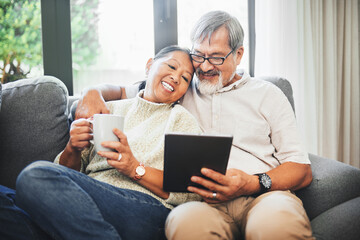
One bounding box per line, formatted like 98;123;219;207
196;71;224;95
196;70;236;95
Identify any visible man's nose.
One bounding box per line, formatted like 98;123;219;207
199;59;215;72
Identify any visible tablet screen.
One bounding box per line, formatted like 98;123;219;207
163;133;233;192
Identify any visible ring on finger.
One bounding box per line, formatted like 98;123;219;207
212;192;217;199
117;153;122;161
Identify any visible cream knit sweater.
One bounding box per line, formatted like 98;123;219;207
55;91;202;209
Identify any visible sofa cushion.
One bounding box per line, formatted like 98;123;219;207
0;76;70;189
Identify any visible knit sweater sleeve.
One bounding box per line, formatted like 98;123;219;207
163;105;204;206
53;147;92;173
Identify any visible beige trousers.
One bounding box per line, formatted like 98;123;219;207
165;191;315;240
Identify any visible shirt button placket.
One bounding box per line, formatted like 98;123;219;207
212;93;221;131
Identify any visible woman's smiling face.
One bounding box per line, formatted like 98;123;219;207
143;51;194;104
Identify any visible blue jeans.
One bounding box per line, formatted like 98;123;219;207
6;160;170;240
0;185;51;240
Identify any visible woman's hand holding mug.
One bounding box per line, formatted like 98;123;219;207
97;128;139;179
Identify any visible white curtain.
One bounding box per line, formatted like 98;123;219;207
255;0;360;167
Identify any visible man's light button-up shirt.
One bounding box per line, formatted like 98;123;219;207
181;70;310;174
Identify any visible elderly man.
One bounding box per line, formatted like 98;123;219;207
76;11;314;240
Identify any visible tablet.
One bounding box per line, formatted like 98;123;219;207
163;133;233;192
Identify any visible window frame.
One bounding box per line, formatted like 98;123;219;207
41;0;73;95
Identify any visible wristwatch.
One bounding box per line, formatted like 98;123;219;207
256;173;272;194
133;163;146;181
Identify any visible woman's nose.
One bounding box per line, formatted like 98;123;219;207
170;75;180;84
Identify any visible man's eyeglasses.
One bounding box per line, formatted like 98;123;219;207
190;49;234;65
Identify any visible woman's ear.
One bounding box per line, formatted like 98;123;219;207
145;58;153;75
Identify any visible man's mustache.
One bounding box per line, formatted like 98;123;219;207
195;68;220;76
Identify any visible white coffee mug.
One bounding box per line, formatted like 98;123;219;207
91;114;124;152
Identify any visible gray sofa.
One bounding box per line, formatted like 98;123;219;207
0;76;359;239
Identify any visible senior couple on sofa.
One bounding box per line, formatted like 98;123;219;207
0;10;360;240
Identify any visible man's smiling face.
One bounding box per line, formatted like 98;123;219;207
191;26;244;94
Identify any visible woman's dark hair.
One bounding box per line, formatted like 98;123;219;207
138;45;191;91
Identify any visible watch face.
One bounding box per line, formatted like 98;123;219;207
260;174;272;189
136;166;146;176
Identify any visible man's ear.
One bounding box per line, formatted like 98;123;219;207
145;58;153;75
235;47;244;65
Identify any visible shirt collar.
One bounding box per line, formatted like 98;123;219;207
216;69;250;93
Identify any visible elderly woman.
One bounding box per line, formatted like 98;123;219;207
12;45;202;240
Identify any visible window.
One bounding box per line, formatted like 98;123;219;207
0;0;43;84
71;0;154;95
40;0;252;95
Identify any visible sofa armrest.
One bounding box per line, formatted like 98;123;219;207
295;153;360;220
310;196;360;240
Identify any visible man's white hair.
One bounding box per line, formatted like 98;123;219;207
191;10;244;50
